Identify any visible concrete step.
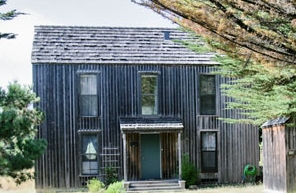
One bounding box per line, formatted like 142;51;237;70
125;180;185;192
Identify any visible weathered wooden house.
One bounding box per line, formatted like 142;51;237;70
32;26;259;192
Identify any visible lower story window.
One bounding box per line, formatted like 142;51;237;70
201;132;217;173
81;134;99;174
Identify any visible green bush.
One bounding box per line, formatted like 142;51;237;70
105;181;125;193
182;154;199;188
105;167;118;186
87;178;105;193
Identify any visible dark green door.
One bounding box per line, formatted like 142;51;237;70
141;134;161;180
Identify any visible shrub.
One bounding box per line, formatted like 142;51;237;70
105;167;118;186
105;181;125;193
87;178;105;193
182;154;199;188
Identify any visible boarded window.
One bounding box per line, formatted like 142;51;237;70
200;75;216;115
201;132;217;173
81;134;99;174
141;74;158;115
79;74;98;116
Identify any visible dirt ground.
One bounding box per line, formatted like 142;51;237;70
0;181;264;193
0;177;264;193
0;177;35;193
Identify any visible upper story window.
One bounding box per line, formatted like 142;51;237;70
141;74;158;115
200;75;216;115
79;74;98;117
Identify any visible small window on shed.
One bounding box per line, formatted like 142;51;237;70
79;74;98;116
81;134;99;175
199;75;216;115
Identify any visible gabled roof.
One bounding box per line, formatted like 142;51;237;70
31;26;219;65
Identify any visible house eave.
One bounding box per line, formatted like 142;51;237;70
32;60;220;65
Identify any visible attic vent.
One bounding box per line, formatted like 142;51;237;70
163;31;171;40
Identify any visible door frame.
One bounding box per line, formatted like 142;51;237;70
140;133;162;180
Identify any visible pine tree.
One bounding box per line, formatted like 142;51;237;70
133;0;296;66
0;0;24;39
134;0;296;125
0;82;47;184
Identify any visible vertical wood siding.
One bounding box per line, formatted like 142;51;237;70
263;124;296;193
285;126;296;193
126;133;140;181
34;64;259;189
218;76;259;183
263;125;286;192
161;133;178;179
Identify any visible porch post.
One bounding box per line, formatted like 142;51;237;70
122;133;127;181
178;132;182;180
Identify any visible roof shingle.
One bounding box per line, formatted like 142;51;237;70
32;26;219;65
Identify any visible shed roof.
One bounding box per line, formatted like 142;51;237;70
31;26;219;65
261;117;290;128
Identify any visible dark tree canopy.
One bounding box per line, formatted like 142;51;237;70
0;82;46;184
133;0;296;66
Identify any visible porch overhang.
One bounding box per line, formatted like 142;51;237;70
120;117;183;133
121;117;184;181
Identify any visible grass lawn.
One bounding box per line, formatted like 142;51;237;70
185;184;264;193
0;177;264;193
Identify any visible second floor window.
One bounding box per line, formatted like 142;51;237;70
200;75;216;115
79;74;98;116
141;74;158;115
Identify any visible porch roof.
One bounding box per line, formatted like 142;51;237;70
120;117;183;133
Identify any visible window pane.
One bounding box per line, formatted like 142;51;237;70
200;95;216;115
202;152;216;169
202;132;216;151
201;132;217;172
82;135;99;174
79;74;98;116
200;75;215;95
80;95;98;116
141;74;158;115
80;74;97;94
200;75;216;115
141;76;157;94
142;95;156;106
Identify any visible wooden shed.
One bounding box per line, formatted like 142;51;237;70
262;117;296;193
32;26;259;192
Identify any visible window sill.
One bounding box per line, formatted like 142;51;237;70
79;174;101;177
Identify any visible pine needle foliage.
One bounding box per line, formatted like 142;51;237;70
179;33;296;126
133;0;296;66
0;82;47;184
0;0;25;39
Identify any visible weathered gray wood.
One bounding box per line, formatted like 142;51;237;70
262;118;296;193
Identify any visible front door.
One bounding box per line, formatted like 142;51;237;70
141;134;161;180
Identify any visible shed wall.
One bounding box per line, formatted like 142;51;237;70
286;126;296;193
263;125;287;192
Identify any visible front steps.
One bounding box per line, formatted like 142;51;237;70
124;180;185;192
